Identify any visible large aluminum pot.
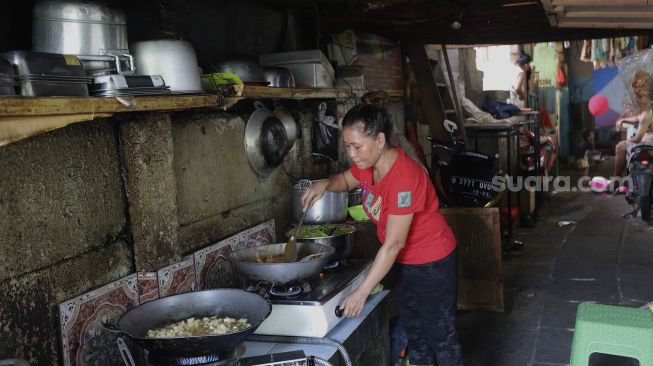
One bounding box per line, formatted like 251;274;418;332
106;289;271;358
293;180;348;224
32;0;130;75
131;40;202;92
228;242;334;285
286;224;355;262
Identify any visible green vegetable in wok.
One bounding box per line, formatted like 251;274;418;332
294;224;353;238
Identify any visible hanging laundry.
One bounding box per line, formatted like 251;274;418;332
580;40;591;62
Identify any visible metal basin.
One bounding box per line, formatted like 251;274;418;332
228;242;334;285
287;224;356;262
131;39;202;92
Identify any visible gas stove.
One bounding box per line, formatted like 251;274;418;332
142;344;310;366
253;259;372;337
147;343;244;366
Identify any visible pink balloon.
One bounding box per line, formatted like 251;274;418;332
588;95;609;116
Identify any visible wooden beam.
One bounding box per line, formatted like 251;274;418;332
403;41;450;143
557;18;653;28
561;10;653;18
0;113;112;146
540;0;559;26
552;0;648;5
554;4;653;16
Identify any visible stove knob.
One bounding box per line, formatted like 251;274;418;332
334;305;344;318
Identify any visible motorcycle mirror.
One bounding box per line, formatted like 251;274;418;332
444;119;458;133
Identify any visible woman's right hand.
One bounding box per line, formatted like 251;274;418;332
301;180;329;211
615;118;624;131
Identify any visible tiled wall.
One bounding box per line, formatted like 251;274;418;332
58;220;275;366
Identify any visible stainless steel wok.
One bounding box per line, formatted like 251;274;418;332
105;289;271;358
228;242;334;285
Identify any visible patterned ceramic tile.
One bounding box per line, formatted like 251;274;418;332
194;237;238;290
59;274;139;366
157;256;196;298
137;272;159;304
194;220;276;290
231;219;276;251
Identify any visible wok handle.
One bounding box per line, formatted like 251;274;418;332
116;337;136;366
334;305;344;318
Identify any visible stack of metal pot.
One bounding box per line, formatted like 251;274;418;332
32;0;134;76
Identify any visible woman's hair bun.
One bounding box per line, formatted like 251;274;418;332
361;90;389;109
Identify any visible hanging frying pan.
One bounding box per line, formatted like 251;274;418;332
244;102;296;178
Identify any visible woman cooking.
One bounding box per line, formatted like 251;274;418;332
302;93;464;366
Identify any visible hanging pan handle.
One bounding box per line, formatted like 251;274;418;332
254;101;267;110
116;337;136;366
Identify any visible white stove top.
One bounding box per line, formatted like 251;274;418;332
254;260;373;337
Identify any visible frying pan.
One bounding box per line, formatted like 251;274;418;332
104;289;271;358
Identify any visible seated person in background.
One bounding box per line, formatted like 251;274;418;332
576;129;594;179
614;70;653;179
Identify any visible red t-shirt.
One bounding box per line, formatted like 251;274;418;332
350;148;457;264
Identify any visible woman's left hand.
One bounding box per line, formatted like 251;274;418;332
340;288;368;317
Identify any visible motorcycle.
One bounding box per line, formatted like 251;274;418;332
429;120;506;208
624;144;653;221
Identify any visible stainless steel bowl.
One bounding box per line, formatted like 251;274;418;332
263;67;295;88
287;224;356;262
212;59;267;84
292;180;348;224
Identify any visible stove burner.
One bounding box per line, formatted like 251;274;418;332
147;343;245;366
270;282;311;297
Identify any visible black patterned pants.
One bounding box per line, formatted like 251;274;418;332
394;248;463;366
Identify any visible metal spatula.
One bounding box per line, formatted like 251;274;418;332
283;209;307;262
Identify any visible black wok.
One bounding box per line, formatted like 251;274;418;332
106;289;271;358
228;242;334;285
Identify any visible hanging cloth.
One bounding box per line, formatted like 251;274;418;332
580;40;592;62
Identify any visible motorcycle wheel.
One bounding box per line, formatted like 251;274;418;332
641;195;651;221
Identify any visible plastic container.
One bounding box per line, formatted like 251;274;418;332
347;205;369;221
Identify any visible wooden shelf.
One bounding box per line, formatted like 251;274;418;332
236;85;404;100
0;87;404;117
0;94;221;116
0;87;404;147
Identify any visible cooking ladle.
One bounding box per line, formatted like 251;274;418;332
283;209;307;262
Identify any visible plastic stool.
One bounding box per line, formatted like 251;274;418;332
570;303;653;366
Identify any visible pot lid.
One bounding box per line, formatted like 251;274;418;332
245;103;295;178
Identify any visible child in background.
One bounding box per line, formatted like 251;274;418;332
576;129;595;179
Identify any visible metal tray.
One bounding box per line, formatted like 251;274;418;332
1;51;87;79
91;74;165;90
16;80;88;97
0;58;16;95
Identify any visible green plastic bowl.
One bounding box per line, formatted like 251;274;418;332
347;205;369;221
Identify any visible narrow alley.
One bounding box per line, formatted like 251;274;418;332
458;162;653;366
